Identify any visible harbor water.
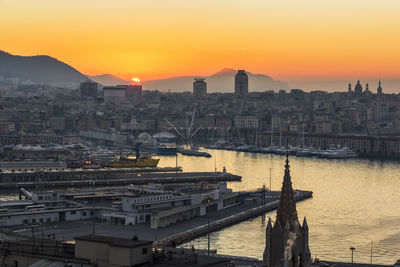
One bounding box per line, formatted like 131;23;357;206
158;149;400;264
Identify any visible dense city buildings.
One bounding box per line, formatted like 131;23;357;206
1;79;400;157
234;70;248;96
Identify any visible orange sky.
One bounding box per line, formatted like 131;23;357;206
1;0;400;82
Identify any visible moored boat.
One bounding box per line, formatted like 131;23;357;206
105;153;159;168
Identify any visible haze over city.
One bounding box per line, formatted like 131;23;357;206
1;1;400;267
2;0;400;91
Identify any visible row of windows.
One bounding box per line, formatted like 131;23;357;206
23;217;57;224
129;195;173;203
69;210;88;216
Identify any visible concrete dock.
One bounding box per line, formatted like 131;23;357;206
0;167;182;183
159;190;312;246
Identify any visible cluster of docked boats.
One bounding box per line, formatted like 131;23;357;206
207;143;358;159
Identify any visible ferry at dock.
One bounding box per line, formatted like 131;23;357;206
105;153;159;168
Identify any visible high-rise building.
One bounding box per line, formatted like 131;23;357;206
126;84;142;102
234;70;248;96
348;83;352;93
103;85;126;105
377;80;383;95
193;78;207;98
263;155;311;267
80;80;98;100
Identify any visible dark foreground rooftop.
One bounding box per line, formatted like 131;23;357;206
75;234;153;248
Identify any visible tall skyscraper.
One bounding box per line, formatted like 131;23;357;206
80;80;98;109
234;70;248;96
193;78;207;98
80;80;98;100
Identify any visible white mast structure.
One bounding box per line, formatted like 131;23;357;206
165;106;201;142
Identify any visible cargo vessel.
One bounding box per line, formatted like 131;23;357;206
105;150;159;168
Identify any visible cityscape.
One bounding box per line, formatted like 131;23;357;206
1;1;400;267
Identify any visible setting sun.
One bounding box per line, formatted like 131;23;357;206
131;77;140;83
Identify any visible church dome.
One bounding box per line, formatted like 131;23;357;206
138;132;152;141
354;80;363;95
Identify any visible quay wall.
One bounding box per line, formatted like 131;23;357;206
159;190;313;247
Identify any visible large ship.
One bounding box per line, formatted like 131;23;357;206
105;149;159;168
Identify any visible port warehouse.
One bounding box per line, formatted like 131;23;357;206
0;170;240;189
0;164;183;177
0;188;312;254
0;236;154;267
0;183;241;229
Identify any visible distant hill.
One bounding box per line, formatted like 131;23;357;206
142;68;288;93
0;50;88;88
88;74;130;87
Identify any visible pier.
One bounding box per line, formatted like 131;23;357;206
0;171;242;191
159;190;313;247
0;167;182;183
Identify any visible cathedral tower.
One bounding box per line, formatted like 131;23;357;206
263;155;311;267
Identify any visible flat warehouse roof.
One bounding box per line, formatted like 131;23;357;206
75;235;153;248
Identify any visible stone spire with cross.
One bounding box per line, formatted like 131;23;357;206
276;153;298;228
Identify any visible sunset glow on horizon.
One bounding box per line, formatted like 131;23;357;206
1;0;400;83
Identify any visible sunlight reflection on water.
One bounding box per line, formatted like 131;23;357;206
158;149;400;264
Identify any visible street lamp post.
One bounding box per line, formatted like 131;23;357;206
269;168;272;192
175;153;178;175
370;239;373;264
350;247;355;264
92;179;96;234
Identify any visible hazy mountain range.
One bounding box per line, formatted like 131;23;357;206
0;50;87;88
89;74;130;86
141;68;288;93
89;68;289;93
0;50;398;93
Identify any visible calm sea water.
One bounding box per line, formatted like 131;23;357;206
158;149;400;265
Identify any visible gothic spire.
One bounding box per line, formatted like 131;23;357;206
276;154;298;228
